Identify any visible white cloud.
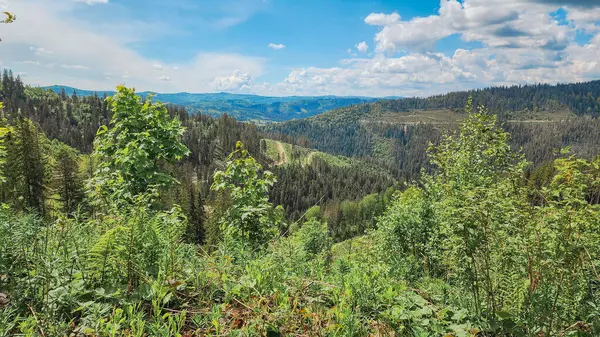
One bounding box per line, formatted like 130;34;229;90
213;70;253;91
361;0;582;54
364;12;401;25
355;41;368;53
249;0;600;96
74;0;109;5
20;60;40;65
4;0;600;97
526;0;600;7
268;43;286;50
30;47;53;55
261;52;481;97
3;0;265;92
61;64;89;70
565;6;600;32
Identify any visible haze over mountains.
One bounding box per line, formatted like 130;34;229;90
45;79;600;123
44;85;382;122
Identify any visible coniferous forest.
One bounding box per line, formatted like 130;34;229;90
1;66;600;337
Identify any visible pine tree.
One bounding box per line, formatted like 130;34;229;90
53;142;83;215
3;118;46;213
187;187;206;244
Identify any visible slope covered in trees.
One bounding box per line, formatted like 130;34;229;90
1;87;599;336
303;79;600;120
261;139;398;241
264;83;600;181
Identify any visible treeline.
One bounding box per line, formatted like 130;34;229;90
345;80;600;117
264;79;600;179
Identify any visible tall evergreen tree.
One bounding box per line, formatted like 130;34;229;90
187;187;206;244
52;142;83;215
2;118;46;213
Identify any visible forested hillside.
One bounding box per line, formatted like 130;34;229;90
5;0;600;333
265;83;600;181
306;80;600;118
262;139;397;241
1;83;599;335
45;85;378;122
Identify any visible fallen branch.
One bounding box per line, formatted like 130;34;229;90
27;304;46;337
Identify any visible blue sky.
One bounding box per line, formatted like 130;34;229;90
1;0;600;96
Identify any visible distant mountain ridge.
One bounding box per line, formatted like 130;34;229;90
42;85;382;122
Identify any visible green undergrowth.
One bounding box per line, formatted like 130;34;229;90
1;90;599;337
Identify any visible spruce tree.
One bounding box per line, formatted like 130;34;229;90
53;142;83;215
3;118;46;213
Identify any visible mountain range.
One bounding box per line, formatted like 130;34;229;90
43;85;387;122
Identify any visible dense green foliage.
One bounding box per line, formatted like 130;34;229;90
90;86;189;203
1;84;600;336
212;141;283;250
3;68;600;335
374;104;600;335
1;70;391;237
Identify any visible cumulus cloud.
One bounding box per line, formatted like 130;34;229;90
263;52;481;97
364;0;575;53
256;0;600;97
355;41;368;53
364;12;401;25
525;0;600;7
268;43;286;50
213;70;253;91
5;0;600;97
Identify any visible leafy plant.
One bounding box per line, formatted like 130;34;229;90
90;85;189;204
212;141;284;251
